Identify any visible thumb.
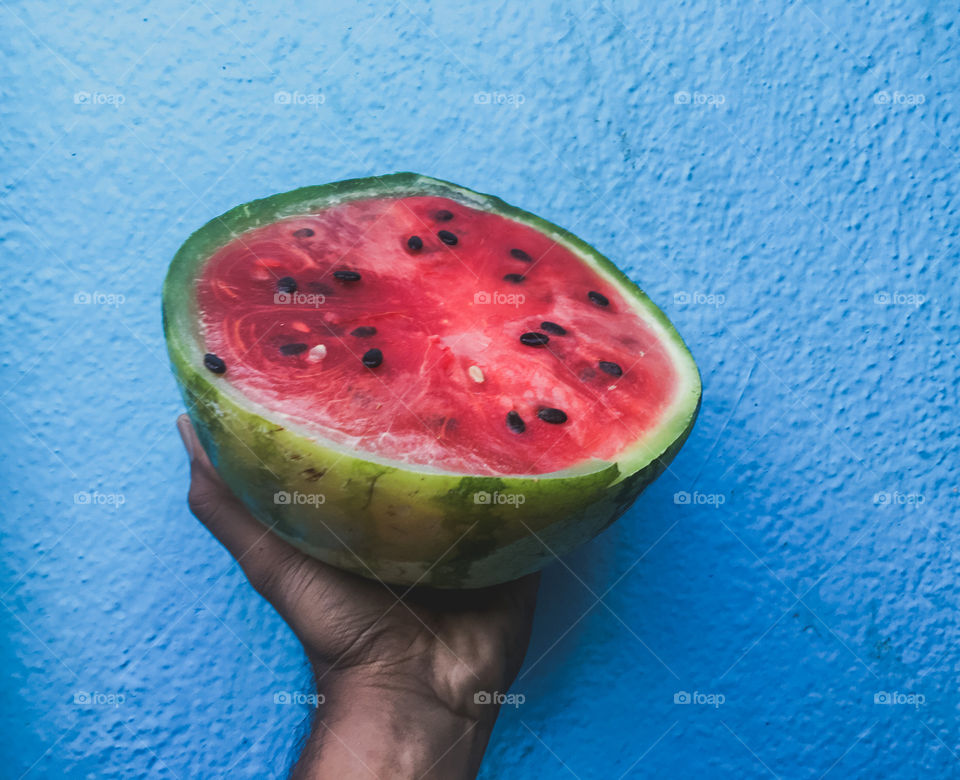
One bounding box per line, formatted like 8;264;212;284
176;414;309;602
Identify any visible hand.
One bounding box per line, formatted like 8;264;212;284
177;415;540;779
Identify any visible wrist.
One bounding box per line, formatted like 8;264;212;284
293;668;499;779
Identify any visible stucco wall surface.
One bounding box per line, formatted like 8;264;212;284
1;1;957;777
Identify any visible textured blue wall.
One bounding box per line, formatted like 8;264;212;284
2;1;957;777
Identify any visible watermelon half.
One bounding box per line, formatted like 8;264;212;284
162;173;700;588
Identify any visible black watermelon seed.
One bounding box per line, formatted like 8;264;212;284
538;407;568;424
540;321;567;336
520;332;550;347
280;342;309;355
435;209;454;221
506;410;525;434
588;290;610;307
438;230;458;246
504;273;525;284
407;235;423;251
510;248;532;262
293;228;315;238
203;353;226;374
362;348;383;368
599;360;623;377
351;326;377;337
276;276;297;293
333;270;362;282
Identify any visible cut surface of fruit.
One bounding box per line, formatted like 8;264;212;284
196;195;687;476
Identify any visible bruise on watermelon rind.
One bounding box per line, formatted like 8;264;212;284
162;173;701;588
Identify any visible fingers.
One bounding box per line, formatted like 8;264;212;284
177;414;311;602
176;414;382;651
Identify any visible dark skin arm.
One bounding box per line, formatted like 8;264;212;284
177;415;540;779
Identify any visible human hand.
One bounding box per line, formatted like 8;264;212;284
177;415;540;779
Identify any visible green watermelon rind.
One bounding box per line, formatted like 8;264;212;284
162;173;701;588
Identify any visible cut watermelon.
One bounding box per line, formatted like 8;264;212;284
163;173;700;588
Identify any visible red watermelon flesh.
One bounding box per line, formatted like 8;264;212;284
197;195;679;476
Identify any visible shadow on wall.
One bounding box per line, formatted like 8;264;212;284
517;488;671;681
515;404;737;691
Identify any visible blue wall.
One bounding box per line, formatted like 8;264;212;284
2;1;957;777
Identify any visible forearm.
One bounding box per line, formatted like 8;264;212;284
291;677;498;779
